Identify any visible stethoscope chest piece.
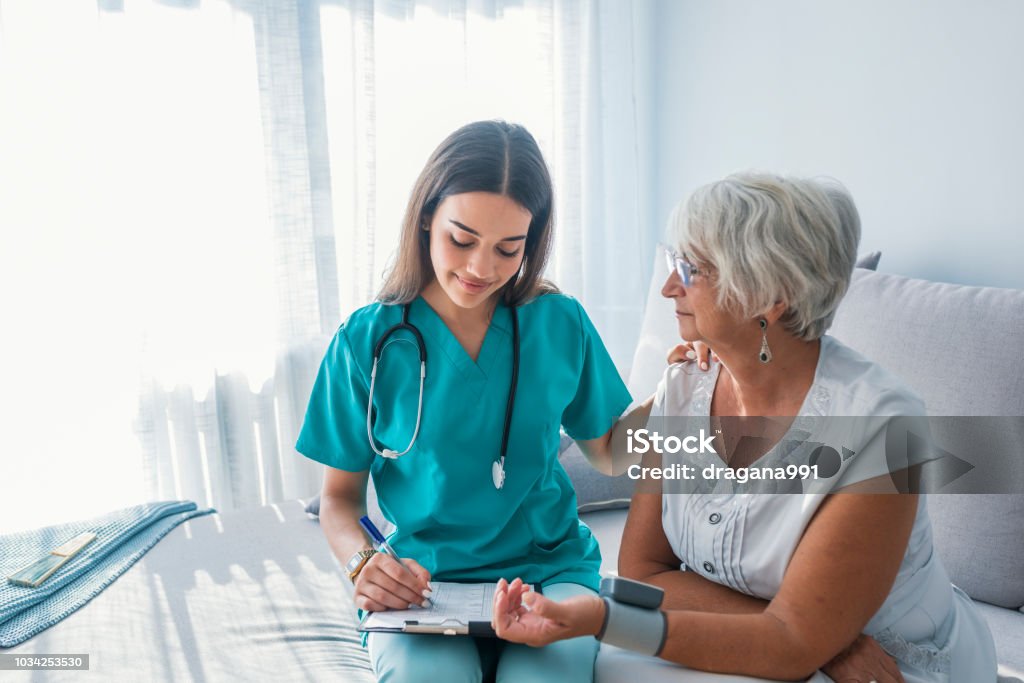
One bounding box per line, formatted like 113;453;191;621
492;458;506;490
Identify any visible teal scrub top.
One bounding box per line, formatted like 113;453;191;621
296;293;632;591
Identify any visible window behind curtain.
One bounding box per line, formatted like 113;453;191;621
0;0;653;532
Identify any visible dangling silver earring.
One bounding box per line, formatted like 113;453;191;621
758;319;772;364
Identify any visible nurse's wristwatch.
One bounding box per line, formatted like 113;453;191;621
346;548;377;582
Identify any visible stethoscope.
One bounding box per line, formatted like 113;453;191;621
366;302;520;490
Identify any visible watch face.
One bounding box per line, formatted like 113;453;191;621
346;552;366;573
347;549;374;575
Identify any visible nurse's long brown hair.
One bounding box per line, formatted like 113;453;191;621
378;120;559;306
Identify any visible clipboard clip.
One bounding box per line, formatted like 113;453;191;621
403;618;468;636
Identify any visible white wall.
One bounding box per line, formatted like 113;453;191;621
652;0;1024;290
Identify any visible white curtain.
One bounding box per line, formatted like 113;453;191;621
0;0;655;532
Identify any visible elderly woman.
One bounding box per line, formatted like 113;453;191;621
493;173;997;682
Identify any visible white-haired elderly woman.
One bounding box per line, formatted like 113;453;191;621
492;173;997;682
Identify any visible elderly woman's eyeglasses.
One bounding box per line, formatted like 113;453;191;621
660;244;705;286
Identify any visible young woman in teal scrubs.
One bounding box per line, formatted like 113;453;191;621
296;120;633;682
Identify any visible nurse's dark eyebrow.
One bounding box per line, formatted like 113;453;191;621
449;219;527;242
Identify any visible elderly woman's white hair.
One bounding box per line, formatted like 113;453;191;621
669;172;861;341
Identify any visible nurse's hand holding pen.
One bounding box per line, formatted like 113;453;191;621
354;551;433;612
354;515;433;612
319;470;432;612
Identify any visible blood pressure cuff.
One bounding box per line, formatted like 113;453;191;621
596;597;667;656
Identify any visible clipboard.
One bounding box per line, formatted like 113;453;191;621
357;581;541;637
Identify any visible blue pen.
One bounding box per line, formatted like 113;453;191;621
358;516;432;607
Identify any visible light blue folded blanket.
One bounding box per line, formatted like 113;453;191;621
0;500;214;647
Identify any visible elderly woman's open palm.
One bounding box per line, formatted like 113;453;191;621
492;578;601;647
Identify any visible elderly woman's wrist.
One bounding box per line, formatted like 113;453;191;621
590;595;608;637
594;596;668;655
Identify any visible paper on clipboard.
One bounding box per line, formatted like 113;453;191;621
358;581;539;637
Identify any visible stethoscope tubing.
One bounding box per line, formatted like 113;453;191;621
365;302;519;483
497;305;519;475
366;354;425;459
367;305;427;458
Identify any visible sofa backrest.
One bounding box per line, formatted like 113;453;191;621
830;269;1024;609
831;269;1024;417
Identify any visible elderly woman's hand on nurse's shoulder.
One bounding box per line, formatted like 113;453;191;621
667;340;716;371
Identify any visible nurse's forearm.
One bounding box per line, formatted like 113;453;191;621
319;492;374;566
577;395;654;476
